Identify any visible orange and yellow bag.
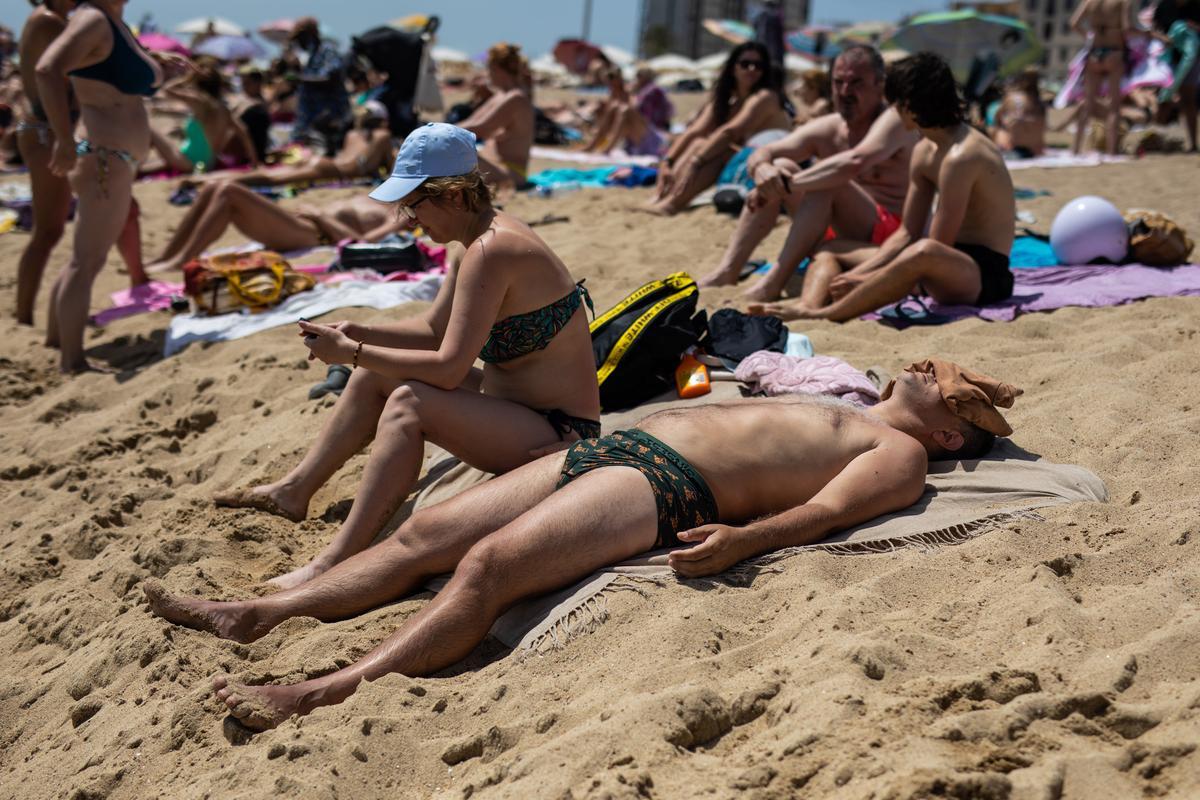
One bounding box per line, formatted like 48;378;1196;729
183;250;315;315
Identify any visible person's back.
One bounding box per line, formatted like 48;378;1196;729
916;124;1015;257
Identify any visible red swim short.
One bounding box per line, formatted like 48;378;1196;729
871;204;902;245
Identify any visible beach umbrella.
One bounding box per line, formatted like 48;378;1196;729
600;45;635;66
257;19;295;45
430;46;472;66
885;10;1041;83
175;17;245;37
193;35;265;62
695;51;732;73
553;38;604;75
702;19;754;46
530;53;568;78
646;53;697;73
389;14;431;33
784;52;818;73
138;32;189;56
786;25;840;59
834;21;895;45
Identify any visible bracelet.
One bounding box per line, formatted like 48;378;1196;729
663;156;675;168
352;339;363;369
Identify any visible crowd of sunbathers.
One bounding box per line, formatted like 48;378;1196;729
0;0;1194;732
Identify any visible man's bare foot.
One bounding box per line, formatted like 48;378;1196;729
740;282;780;303
268;557;334;590
143;581;272;643
213;484;307;523
746;301;822;321
212;676;306;731
696;269;740;288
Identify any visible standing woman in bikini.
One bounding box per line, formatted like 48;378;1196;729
14;0;145;327
1070;0;1135;155
34;0;175;372
215;123;601;590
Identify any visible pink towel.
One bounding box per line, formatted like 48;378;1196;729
734;353;879;406
92;280;184;327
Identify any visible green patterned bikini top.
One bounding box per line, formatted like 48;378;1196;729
478;281;592;364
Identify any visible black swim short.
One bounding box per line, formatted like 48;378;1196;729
556;429;719;548
955;242;1014;306
539;409;601;441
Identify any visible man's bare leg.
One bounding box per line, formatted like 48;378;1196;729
787;239;981;322
698;196;784;287
147;454;566;643
266;379;566;589
742;180;878;302
209;467;659;730
213;367;399;522
749;240;877;319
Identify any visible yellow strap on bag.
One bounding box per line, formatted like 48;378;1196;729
589;271;695;334
594;273;698;388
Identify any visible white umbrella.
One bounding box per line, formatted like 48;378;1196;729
600;45;635;66
646;53;697;72
784;52;818;72
175;17;245;37
530;54;568;77
430;46;472;65
695;51;732;73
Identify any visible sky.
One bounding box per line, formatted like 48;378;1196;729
2;1;937;58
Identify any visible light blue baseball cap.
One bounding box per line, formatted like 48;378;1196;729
369;123;478;203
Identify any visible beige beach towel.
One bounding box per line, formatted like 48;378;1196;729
412;385;1107;652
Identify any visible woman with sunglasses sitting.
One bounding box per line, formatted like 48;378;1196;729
646;41;791;216
214;123;602;590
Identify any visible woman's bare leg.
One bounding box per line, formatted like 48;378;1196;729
1182;84;1199;152
188;158;335;189
1103;64;1123;155
1074;67;1100;155
148;182;221;270
115;198;148;287
644;139;726;215
214;366;400;521
53;153;135;373
15;129;71;325
267;380;568;589
147;182;322;272
146;453;566;642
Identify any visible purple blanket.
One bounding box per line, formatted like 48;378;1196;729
871;264;1200;326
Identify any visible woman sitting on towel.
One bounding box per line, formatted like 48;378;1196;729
214;123;602;590
645;41;791;216
186;100;393;188
456;42;535;192
144;184;410;273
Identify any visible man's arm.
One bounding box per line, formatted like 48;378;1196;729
779;107;917;195
668;441;927;577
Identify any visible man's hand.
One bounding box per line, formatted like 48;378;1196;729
298;320;356;364
752;162;788;202
667;524;750;578
49;136;75;177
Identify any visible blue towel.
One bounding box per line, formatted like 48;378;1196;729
1010;236;1058;268
717;147;756;189
527;167;616;189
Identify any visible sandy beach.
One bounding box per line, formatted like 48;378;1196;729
2;136;1200;799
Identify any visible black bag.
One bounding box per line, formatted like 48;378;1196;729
590;272;708;411
337;235;426;274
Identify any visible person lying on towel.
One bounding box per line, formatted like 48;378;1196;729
749;52;1017;322
145;358;1020;730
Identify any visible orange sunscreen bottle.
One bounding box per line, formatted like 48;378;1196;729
675;352;711;398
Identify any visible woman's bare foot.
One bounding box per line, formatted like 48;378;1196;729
61;358;118;376
213;483;308;523
267;556;335;590
212;676;306;731
143;581;273;643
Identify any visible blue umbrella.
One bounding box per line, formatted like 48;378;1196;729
193;35;265;62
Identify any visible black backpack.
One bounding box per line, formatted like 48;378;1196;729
590;273;708;411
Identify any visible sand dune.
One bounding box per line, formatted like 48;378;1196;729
1;154;1199;799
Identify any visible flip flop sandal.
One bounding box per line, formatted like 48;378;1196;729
879;296;953;326
308;364;352;400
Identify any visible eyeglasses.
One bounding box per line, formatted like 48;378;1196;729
397;195;429;222
736;59;764;71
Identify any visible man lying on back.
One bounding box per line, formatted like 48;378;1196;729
146;359;1020;731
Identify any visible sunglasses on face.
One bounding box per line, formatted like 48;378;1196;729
398;194;430;221
736;59;764;70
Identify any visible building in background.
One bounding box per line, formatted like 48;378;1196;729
638;0;810;58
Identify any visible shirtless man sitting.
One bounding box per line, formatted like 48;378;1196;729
145;358;1020;730
145;184;409;273
457;43;534;191
750;53;1016;322
698;45;918;303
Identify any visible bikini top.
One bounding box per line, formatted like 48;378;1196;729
478;282;592;365
69;5;161;97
